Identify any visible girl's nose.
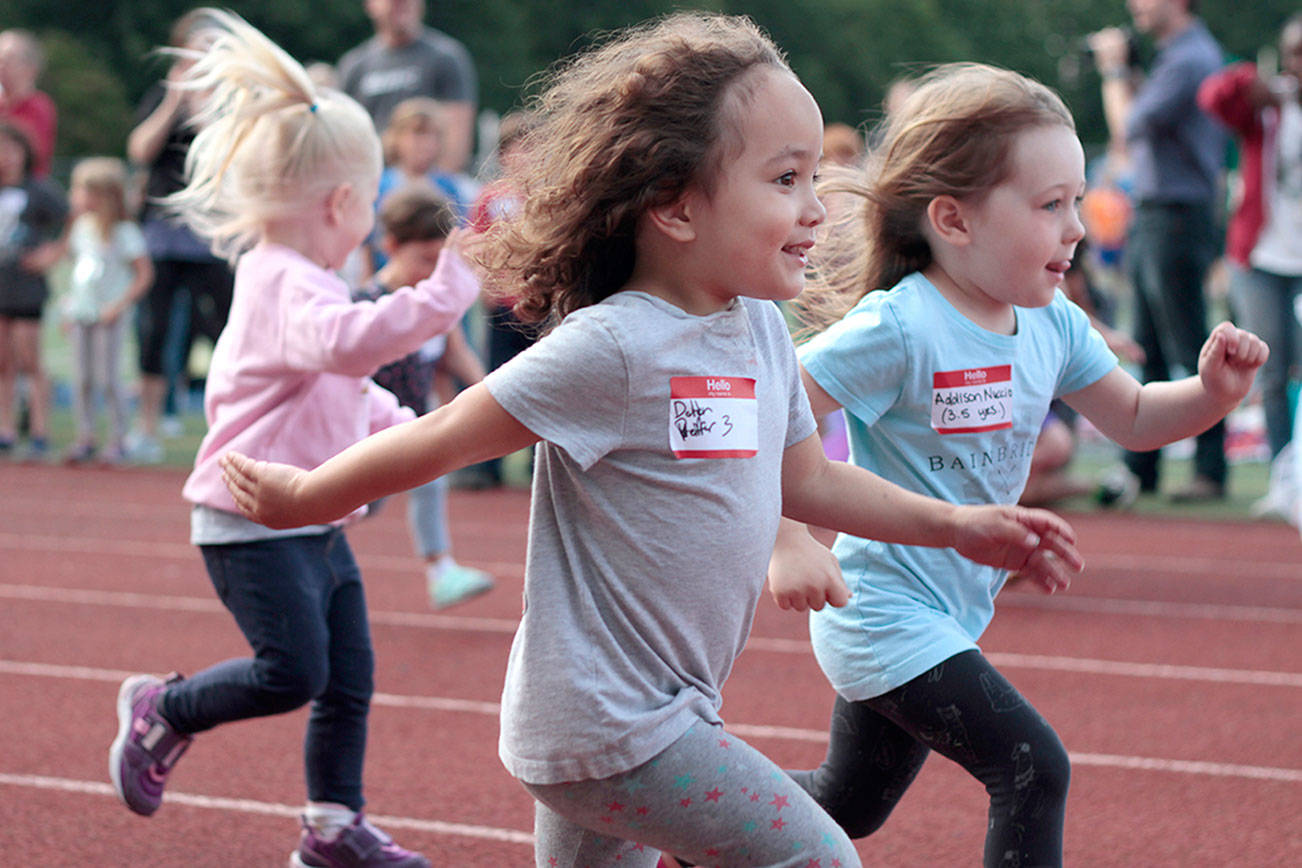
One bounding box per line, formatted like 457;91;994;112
803;190;827;226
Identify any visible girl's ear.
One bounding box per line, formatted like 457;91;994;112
643;189;698;243
324;182;353;226
925;194;972;247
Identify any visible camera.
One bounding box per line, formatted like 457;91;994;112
1079;27;1142;71
1056;27;1141;87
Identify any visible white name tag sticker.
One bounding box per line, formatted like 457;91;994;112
931;365;1014;434
669;376;758;458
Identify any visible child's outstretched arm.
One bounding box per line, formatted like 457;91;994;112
771;369;1082;610
778;433;1083;609
1065;321;1268;451
221;383;539;529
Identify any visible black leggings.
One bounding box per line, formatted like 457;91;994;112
792;650;1070;868
137;258;233;376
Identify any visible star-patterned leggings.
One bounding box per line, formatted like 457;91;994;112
523;718;861;868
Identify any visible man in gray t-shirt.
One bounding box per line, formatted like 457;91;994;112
484;292;815;786
338;0;477;172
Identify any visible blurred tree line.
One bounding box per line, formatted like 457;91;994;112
4;0;1298;178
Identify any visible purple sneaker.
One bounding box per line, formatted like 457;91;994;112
290;814;430;868
109;673;192;816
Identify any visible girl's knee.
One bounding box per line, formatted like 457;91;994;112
1003;734;1070;811
257;657;330;711
1030;736;1071;799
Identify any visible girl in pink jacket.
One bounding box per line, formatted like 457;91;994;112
107;11;476;868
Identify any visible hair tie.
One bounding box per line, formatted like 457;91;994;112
309;103;319;113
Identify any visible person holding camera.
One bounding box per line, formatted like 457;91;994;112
1090;0;1230;502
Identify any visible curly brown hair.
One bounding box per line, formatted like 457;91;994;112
473;12;788;326
797;63;1074;333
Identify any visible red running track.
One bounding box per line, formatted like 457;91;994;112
1;462;1299;866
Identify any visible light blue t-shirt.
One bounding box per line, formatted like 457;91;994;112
798;272;1116;700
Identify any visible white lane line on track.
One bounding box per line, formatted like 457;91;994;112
3;660;1300;784
996;593;1302;623
0;773;535;845
4;578;1301;643
0;533;523;577
3;583;1300;686
1;530;1298;580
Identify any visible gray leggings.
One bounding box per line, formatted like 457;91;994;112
523;718;860;868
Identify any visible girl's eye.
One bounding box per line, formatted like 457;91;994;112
1043;199;1061;212
1073;196;1085;213
777;171;797;187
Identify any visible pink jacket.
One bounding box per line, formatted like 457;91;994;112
1197;62;1277;267
182;242;480;517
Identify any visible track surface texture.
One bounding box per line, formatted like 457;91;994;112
1;462;1299;866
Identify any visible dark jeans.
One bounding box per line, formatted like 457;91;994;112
159;530;375;809
792;650;1070;868
1125;201;1225;488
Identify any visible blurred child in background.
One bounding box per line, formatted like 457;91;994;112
60;157;153;464
457;109;538;489
0;119;65;460
352;183;492;607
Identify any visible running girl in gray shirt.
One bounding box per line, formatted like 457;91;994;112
221;13;1083;868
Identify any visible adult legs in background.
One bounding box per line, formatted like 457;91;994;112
134;259;233;453
135;260;184;452
1229;266;1301;458
792;650;1070;868
1124;202;1225;496
526;719;861;868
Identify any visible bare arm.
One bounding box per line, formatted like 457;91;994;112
1090;28;1137;153
781;432;1079;569
437;326;487;386
768;366;1082;610
103;255;154;324
127;72;188;167
221;382;539;528
1065;322;1268;450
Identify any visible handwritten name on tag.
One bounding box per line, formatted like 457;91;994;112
669;376;758;458
931;365;1014;434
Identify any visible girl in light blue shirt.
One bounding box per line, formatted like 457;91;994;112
774;63;1268;868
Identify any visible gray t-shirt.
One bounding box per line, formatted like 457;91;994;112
337;27;477;132
486;292;816;784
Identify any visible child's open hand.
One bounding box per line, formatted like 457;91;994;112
950;505;1083;593
220;452;318;530
767;522;851;612
1198;321;1269;405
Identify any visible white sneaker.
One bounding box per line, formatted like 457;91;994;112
128;435;165;465
427;563;494;609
